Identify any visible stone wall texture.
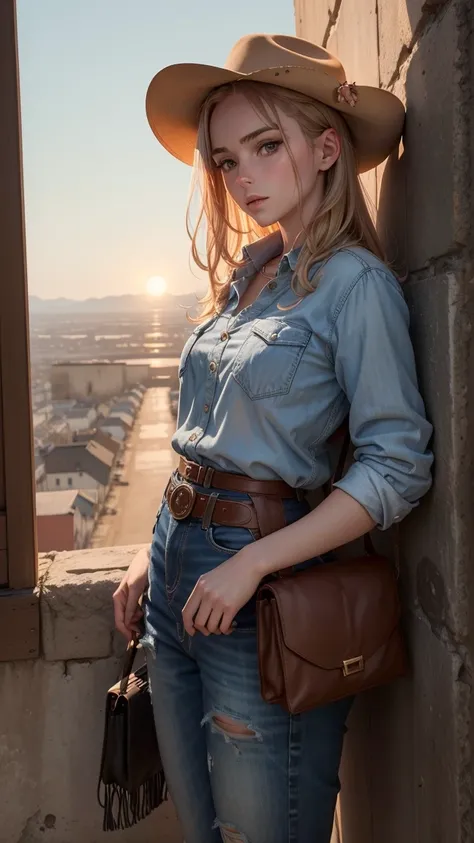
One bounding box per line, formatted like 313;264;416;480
295;2;474;841
0;548;182;843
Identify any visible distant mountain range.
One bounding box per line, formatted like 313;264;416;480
28;292;206;315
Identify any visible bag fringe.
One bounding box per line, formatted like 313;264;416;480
97;771;167;831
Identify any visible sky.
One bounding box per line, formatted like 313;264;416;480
17;1;296;300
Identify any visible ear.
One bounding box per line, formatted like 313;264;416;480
315;128;340;171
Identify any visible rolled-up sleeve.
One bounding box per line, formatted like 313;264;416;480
331;268;433;530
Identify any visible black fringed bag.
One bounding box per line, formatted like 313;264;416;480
97;637;167;831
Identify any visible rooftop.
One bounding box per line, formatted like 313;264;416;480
36;490;77;516
44;441;113;485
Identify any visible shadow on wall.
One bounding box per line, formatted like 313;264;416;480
339;3;468;843
378;0;460;280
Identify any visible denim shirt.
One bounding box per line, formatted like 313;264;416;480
172;232;433;530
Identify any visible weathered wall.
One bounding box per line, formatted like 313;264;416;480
0;548;182;843
51;363;126;400
294;2;474;841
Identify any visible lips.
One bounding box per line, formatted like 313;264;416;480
246;196;268;208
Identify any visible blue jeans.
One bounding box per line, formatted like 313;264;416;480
143;475;353;843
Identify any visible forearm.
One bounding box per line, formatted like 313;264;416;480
249;488;376;577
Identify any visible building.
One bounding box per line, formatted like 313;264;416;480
51;398;77;416
43;441;113;503
97;415;130;442
72;427;121;458
112;397;139;415
36;489;98;551
34;452;46;490
61;406;97;433
51;362;151;400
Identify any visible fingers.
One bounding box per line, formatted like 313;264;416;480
113;582;144;640
127;607;144;635
182;590;201;636
113;586;129;639
200;606;224;635
219;611;235;636
182;578;236;637
124;583;143;628
191;602;213;636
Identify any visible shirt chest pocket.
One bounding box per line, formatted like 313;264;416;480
232;318;311;400
179;316;217;378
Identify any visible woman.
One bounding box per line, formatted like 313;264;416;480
113;34;433;843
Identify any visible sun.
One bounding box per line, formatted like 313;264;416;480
146;276;167;297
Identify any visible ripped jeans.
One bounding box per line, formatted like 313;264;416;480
143;478;353;843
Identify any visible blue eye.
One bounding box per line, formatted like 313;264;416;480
215;159;236;172
259;141;282;155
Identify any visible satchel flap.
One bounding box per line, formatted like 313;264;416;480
262;556;400;670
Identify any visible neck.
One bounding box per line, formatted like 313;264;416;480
278;175;325;253
278;224;303;255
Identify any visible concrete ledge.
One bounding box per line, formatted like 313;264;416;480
1;546;182;843
40;546;146;661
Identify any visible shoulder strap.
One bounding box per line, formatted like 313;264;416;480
119;636;139;695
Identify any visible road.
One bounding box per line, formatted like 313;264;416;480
92;387;179;548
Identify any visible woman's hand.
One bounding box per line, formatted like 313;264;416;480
113;546;150;641
182;549;262;637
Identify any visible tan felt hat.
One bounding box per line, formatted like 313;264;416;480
145;33;405;174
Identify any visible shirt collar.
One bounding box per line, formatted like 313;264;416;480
233;230;301;283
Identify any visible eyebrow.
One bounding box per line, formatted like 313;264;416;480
212;125;279;156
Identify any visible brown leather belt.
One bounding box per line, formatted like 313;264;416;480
166;457;303;536
166;472;260;530
177;456;298;498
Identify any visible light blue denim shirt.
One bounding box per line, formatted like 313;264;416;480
172;232;433;530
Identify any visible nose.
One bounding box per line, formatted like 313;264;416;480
235;174;252;187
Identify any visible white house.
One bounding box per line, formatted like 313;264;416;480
43;441;113;504
62;406;98;433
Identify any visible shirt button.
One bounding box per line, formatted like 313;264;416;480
189;433;197;442
209;361;217;373
203;404;209;413
220;331;229;341
268;281;277;291
271;332;278;340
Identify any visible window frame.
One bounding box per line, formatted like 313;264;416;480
0;0;39;661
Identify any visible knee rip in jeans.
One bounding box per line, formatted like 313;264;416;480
213;818;250;842
201;711;262;754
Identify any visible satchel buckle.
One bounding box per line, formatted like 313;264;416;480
342;656;365;677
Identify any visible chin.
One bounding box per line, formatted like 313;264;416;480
247;208;282;227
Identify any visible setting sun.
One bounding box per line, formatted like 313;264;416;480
146;276;167;297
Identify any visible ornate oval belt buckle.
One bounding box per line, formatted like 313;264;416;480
168;481;196;520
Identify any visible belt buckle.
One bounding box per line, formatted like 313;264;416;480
168;480;196;520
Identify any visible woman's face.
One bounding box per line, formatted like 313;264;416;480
209;91;337;234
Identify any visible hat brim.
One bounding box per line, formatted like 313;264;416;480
146;62;405;174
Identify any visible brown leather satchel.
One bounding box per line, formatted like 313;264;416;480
256;437;407;714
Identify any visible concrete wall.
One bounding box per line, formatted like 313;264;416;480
52;363;126;400
295;2;474;841
0;547;182;843
124;364;151;387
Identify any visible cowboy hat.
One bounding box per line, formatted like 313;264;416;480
145;33;405;174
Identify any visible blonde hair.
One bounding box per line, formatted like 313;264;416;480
187;80;385;321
